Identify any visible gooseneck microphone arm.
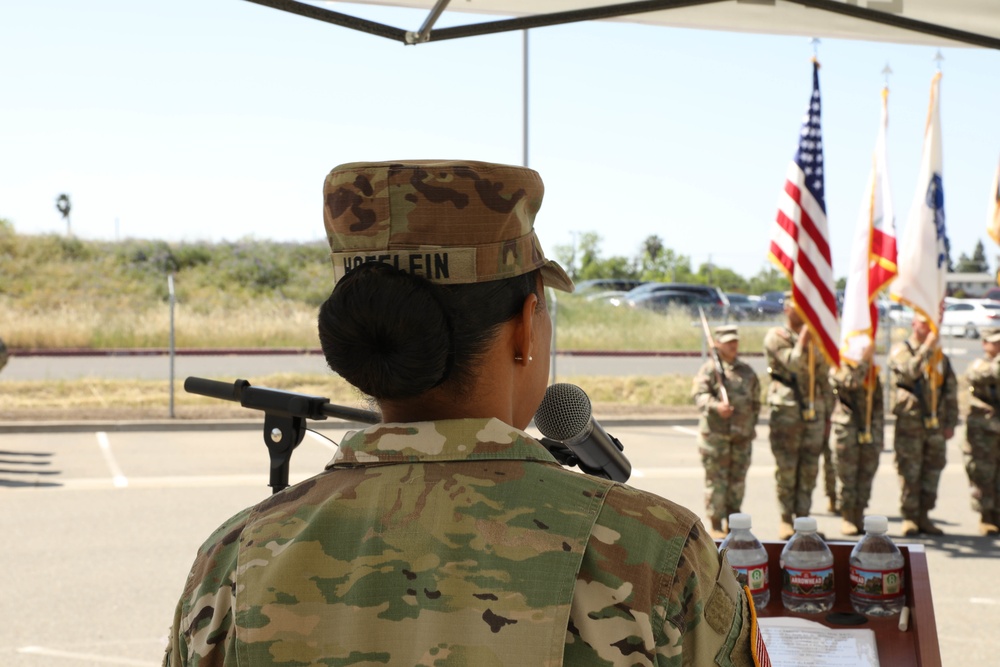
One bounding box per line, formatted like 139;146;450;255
184;377;379;494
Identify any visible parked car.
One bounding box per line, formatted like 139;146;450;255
725;293;755;320
574;278;646;293
755;290;786;318
583;289;629;303
614;282;731;318
940;300;1000;338
986;287;1000;301
625;290;724;318
886;302;913;327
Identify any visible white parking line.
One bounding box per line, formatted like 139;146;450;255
970;597;1000;605
18;646;157;666
672;426;700;437
95;432;128;488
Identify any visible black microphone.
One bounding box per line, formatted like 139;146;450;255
533;383;631;483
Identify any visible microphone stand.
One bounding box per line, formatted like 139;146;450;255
184;377;379;494
184;377;631;491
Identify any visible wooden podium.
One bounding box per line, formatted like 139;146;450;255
753;541;941;667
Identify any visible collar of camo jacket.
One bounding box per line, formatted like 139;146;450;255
327;418;560;468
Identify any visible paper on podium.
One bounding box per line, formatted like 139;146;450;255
757;617;879;667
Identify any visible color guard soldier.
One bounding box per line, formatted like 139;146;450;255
963;327;1000;536
889;314;957;536
692;325;761;539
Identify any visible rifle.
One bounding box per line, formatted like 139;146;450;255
698;306;729;405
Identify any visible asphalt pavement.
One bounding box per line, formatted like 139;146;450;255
2;422;997;666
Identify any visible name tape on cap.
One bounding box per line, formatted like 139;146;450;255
331;249;478;284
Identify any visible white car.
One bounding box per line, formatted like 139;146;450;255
940;300;1000;338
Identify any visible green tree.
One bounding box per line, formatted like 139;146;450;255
747;266;790;294
696;263;749;292
955;239;989;273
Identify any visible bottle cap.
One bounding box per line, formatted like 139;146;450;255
793;516;817;532
863;515;888;533
728;513;752;530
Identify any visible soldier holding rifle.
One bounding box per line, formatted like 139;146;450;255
692;318;761;539
764;294;830;540
829;342;883;536
962;327;1000;536
889;313;957;536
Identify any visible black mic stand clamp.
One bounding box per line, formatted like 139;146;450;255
183;377;379;495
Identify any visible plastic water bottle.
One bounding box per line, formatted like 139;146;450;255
849;515;906;617
780;516;835;613
720;513;770;609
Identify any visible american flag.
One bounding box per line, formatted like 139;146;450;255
769;59;840;367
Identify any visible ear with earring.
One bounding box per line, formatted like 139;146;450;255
514;355;533;362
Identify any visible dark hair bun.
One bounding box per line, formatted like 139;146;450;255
318;263;451;400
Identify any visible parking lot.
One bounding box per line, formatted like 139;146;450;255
3;420;998;666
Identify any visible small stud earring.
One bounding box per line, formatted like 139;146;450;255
514;355;533;362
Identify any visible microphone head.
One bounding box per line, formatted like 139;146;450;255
534;383;592;441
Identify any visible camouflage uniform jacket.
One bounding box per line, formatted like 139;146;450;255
829;360;883;429
763;325;827;411
692;357;761;440
965;353;1000;422
889;336;958;430
165;418;756;667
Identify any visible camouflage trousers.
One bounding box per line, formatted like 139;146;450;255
964;416;1000;513
832;421;882;513
698;433;752;521
768;405;826;517
893;417;947;521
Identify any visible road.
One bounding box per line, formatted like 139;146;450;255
0;335;984;381
2;422;996;666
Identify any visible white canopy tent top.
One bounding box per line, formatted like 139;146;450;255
246;0;1000;49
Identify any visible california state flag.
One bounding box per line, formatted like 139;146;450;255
841;86;897;365
890;72;949;331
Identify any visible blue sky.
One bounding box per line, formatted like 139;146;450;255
2;0;999;280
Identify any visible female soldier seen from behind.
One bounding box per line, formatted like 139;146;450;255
164;160;762;667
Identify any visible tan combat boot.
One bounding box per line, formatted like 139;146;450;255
778;514;795;540
978;512;999;536
901;518;920;536
917;511;944;536
840;509;860;536
709;517;727;540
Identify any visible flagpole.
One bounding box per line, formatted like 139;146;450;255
862;364;875;444
807;343;816;420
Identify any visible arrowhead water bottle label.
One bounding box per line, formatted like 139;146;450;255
782;566;834;599
849;566;905;600
732;563;769;593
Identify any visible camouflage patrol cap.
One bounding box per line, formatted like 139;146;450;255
715;325;739;343
983;327;1000;343
323;160;574;291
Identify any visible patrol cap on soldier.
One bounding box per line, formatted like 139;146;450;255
322;160;574;292
714;325;739;343
983;327;1000;343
